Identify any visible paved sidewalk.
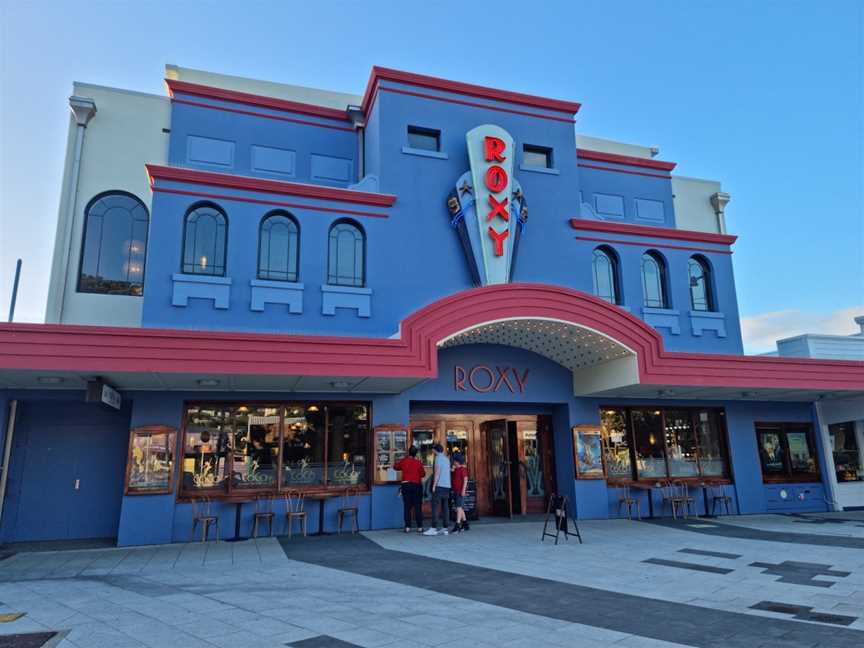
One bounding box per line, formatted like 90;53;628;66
0;514;861;647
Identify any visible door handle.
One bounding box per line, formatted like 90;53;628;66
74;479;80;490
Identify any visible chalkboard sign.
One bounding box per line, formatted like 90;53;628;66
451;479;478;521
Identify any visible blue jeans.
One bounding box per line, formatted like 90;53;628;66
433;487;450;529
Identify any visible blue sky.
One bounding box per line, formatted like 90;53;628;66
0;0;861;352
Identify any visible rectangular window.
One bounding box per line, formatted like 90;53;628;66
755;422;820;482
523;144;553;169
599;406;729;481
374;425;408;483
829;421;862;482
126;426;176;495
407;126;440;152
180;402;371;497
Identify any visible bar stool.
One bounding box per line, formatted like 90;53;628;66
673;480;695;518
617;484;641;520
661;481;687;520
337;487;360;534
710;483;733;515
284;490;308;538
191;497;220;542
252;496;275;538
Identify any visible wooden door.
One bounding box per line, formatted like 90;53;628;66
483;419;513;517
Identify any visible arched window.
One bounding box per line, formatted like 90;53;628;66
641;250;669;309
327;219;365;287
688;255;714;311
182;203;227;276
78;191;149;296
258;211;299;282
592;246;621;305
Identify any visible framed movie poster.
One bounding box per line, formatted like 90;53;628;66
125;425;177;495
573;425;605;479
374;424;409;484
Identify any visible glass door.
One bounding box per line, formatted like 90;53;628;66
483;419;513;517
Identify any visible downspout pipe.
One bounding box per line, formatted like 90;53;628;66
56;96;97;323
0;400;19;534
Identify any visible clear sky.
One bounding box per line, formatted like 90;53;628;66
0;0;862;353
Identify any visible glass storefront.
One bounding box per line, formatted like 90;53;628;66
829;421;862;482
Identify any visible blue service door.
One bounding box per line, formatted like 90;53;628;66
1;399;130;543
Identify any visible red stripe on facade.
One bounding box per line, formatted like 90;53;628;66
165;78;351;122
145;164;397;207
376;87;577;124
577;149;677;171
574;236;732;255
171;98;355;133
577;163;671;180
360;66;581;117
1;285;861;392
569;219;737;246
152;186;389;219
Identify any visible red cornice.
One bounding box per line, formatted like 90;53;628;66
360;66;582;117
1;285;861;393
146;164;396;208
165;79;351;123
577;149;677;172
570;219;737;246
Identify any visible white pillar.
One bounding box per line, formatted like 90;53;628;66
814;401;841;511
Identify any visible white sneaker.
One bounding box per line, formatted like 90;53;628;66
441;529;449;535
422;528;439;536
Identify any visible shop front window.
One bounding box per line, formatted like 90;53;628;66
281;405;325;487
601;409;632;480
183;406;232;491
664;410;699;477
631;409;667;479
829;421;863;482
327;404;369;486
696;410;726;476
233;407;279;489
756;423;820;482
411;427;436;501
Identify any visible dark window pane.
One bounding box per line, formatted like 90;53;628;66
696;411;725;476
258;213;299;281
282;405;325;486
631;409;667;478
664;410;699;477
78;192;149;296
641;253;667;308
407;126;440;152
182;204;227;275
757;428;787;475
592;248;618;304
327;404;369;486
182;406;231;491
232;406;280;489
829;421;862;482
689;257;712;311
328;221;365;286
523;145;552;168
601;409;632;479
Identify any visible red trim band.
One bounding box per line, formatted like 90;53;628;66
578;163;671;180
577;149;677;171
378;87;577;124
166;79;351;122
361;66;581;117
152;186;388;219
172;98;354;133
574;236;732;255
146;165;396;208
570;219;736;246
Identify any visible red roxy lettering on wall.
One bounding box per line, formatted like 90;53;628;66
454;365;530;394
483;135;509;256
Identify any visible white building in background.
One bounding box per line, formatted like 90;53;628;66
775;316;864;510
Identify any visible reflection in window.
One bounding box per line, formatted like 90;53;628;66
523;144;553;169
327;220;365;287
592;247;620;305
327;404;369;486
631;409;667;478
282;405;325;487
601;409;632;479
258;212;299;282
756;423;819;481
183;406;232;491
182;203;227;275
407;126;441;152
664;410;699;477
688;256;714;311
696;411;725;476
126;426;176;494
641;251;668;308
829;421;862;482
78;192;149;296
233;406;279;488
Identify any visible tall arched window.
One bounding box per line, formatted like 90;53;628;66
78;191;149;296
592;246;621;305
641;250;669;309
258;211;299;282
688;255;714;311
327;219;365;287
182;203;227;276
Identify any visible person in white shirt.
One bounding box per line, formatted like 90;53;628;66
423;444;451;535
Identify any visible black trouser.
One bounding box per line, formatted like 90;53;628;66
402;482;423;528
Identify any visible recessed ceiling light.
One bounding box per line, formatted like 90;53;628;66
37;376;64;384
197;379;220;387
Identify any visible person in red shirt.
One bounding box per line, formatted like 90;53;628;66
394;446;425;533
450;454;470;533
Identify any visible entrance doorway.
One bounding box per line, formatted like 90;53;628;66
408;414;555;518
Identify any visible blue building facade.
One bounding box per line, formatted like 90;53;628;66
0;66;861;546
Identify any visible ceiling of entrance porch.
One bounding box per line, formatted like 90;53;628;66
439;319;633;371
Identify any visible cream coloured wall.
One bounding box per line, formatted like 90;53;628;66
671;175;723;234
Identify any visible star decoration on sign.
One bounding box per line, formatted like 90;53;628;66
459;181;473;197
512;188;523;201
